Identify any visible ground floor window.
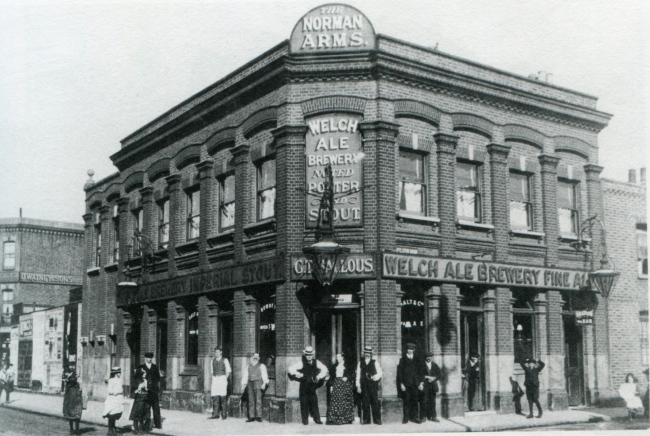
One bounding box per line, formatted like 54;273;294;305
512;289;535;364
187;308;199;366
401;286;425;356
259;298;276;377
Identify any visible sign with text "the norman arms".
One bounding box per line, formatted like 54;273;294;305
382;253;590;291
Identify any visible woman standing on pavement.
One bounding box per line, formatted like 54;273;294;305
618;373;644;421
103;367;124;435
129;368;151;434
326;353;355;425
62;369;83;435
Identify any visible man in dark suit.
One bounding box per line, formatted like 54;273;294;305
421;351;441;422
520;358;545;418
463;353;481;411
397;342;424;424
138;351;164;430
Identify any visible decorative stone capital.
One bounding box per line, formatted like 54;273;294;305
82;213;94;227
359;120;400;141
486;143;511;161
196;159;215;179
116;197;130;214
164;174;182;191
230;144;251;164
139;186;155;203
272;125;308;148
433;132;460;155
98;205;111;221
537;153;561;172
584;164;604;181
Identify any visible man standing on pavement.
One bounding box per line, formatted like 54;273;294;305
288;346;328;425
397;342;424;424
208;346;231;420
463;353;481;411
356;345;382;425
421;351;441;422
520;358;545;418
241;353;269;422
137;351;164;430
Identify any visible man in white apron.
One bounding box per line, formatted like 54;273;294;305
208;347;231;419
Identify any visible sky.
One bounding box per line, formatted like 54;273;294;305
0;0;648;224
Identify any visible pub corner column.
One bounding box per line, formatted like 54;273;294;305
439;283;464;417
545;290;568;410
537;154;561;267
434;132;460;257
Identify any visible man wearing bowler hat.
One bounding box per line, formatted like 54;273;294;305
421;351;441;422
288;346;328;425
356;345;382;425
397;342;424;424
137;351;165;430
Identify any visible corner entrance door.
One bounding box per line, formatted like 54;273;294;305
564;316;584;406
17;340;32;388
312;310;359;418
156;320;167;391
460;311;485;411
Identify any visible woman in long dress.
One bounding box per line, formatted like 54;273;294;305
62;370;83;435
619;373;644;421
103;367;124;435
129;368;151;434
326;353;355;425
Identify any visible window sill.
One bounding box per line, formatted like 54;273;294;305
175;240;199;256
244;218;276;237
457;220;494;232
86;267;101;277
510;229;545;239
558;233;579;241
397;212;440;227
207;230;235;248
180;366;199;376
104;263;119;273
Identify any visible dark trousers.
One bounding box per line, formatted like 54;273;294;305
467;378;479;411
144;391;162;429
0;383;11;402
513;391;524;414
402;385;420;422
361;381;381;424
525;386;542;416
247;380;263;419
421;386;437;420
211;395;227;418
299;383;321;424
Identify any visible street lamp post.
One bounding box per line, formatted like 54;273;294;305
302;163;350;288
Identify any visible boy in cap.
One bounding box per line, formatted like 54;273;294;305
520;358;545;418
421;351;441;422
397;342;424;424
137;351;164;430
356;345;382;424
241;353;269;422
288;346;328;425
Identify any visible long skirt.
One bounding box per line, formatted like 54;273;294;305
129;393;151;421
62;384;83;420
327;378;355;424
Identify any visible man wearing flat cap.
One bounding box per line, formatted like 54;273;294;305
397;342;424;424
137;351;165;430
520;358;545;418
241;353;269;422
288;346;328;425
356;345;382;424
421;351;441;422
462;352;481;411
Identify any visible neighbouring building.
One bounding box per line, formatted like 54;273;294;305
601;168;648;402
0;217;84;387
81;4;622;422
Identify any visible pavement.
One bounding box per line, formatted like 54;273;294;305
0;391;612;435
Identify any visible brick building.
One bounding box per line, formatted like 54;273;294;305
81;4;620;422
601;168;648;399
0;217;84;383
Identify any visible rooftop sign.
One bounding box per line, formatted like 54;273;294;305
290;4;376;54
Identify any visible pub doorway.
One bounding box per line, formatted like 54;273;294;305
563;315;584;406
156;319;167;391
460;288;485;412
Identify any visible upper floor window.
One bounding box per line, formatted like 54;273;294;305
158;200;170;249
186;190;200;241
558;181;579;236
257;159;276;220
3;241;15;270
637;224;647;277
94;212;102;267
132;209;143;253
112;214;120;264
220;175;235;231
457;161;482;222
509;172;533;231
398;150;426;215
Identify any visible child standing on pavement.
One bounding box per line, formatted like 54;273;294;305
129;368;151;435
103;367;124;435
62;370;83;435
520;358;545;419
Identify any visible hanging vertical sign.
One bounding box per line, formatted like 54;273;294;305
305;114;363;228
290;4;376;53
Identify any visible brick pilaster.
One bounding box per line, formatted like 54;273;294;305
82;213;94;338
538;154;561;266
200;299;220;393
434;133;460;257
116;197;130;279
232;290;257;395
139;186;155;243
439;283;463;417
167;300;184;390
487;143;511;262
196;159;215;268
165;174;182;275
231;145;252;263
546;290;568;410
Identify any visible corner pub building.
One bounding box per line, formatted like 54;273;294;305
81;4;618;423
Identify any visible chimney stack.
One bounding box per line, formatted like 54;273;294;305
640;167;646;184
629;169;637;184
